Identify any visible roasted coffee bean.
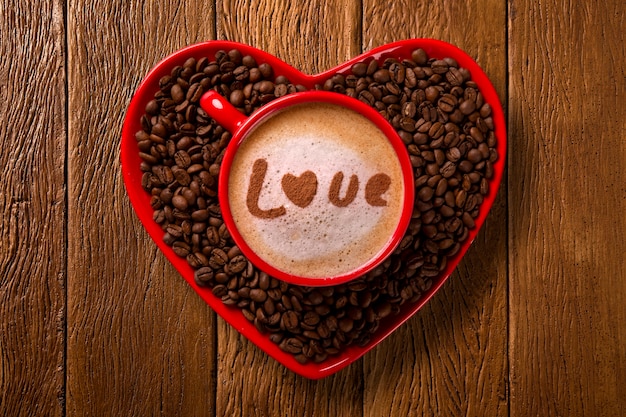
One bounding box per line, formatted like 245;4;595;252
282;310;300;333
458;160;474;173
351;62;367;77
366;59;378;75
338;317;354;333
446;67;465;86
187;83;204;103
250;288;267;303
280;337;303;354
187;252;208;268
480;178;489;195
431;59;449;74
400;117;416;132
373;69;390;83
171;194;189;211
459;99;476;115
438;94;458;112
417;186;434;202
358;90;375;106
228;255;247;274
170;84;185;103
209;248;228;269
411;48;428;65
195;267;214;286
172;241;190;257
467;148;483;164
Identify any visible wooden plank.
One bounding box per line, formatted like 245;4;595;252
508;0;626;415
215;1;364;415
217;0;362;74
362;1;509;416
0;2;66;416
66;2;218;416
217;326;364;416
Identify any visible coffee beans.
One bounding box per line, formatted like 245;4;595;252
136;47;497;364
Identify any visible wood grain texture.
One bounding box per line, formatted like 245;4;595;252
215;2;364;416
66;1;217;416
362;1;509;416
0;1;66;416
218;0;362;74
216;319;363;417
3;0;625;415
508;0;626;416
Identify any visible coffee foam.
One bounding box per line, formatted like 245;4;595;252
227;102;405;280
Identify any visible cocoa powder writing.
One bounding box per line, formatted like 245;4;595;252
364;173;392;206
328;172;359;207
281;170;318;208
246;158;286;219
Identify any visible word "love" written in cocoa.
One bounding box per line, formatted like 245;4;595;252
246;159;392;219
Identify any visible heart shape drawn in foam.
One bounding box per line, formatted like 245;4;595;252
121;39;506;379
281;171;318;208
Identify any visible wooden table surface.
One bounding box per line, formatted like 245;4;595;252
2;0;625;416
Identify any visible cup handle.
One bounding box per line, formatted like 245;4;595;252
199;90;247;132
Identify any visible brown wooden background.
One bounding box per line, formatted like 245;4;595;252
1;0;625;416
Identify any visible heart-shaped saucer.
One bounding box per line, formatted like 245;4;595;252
121;39;506;379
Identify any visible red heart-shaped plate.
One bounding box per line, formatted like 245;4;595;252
120;39;506;379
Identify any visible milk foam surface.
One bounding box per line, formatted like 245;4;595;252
228;102;404;280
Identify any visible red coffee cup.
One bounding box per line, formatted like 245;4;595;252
200;90;415;286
